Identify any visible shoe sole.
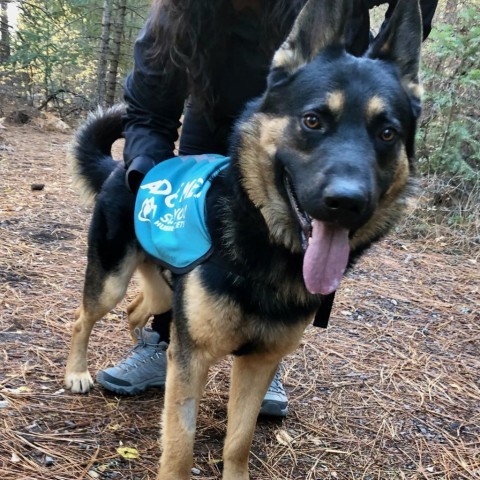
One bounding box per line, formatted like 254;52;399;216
97;374;287;416
96;375;165;395
259;400;288;417
98;378;287;416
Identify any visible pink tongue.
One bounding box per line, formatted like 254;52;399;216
303;220;350;295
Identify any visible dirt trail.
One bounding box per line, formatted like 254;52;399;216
0;124;479;479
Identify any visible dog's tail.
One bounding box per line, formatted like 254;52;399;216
69;104;125;205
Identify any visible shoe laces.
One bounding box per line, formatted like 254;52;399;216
268;370;285;394
117;328;166;371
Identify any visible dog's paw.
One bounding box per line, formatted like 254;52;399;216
65;371;94;393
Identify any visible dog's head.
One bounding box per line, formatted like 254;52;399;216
233;0;423;295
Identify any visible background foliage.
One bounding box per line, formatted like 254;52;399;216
1;0;150;114
419;4;479;182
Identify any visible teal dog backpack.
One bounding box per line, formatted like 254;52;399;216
134;154;230;273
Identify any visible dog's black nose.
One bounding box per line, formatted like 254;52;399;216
320;179;370;227
324;180;366;214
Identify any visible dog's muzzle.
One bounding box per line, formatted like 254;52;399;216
283;171;350;296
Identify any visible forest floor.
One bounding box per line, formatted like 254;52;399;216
0;123;479;480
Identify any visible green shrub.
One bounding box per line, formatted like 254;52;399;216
418;6;480;182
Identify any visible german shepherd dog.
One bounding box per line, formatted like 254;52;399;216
65;0;423;478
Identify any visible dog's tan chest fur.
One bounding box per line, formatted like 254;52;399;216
183;269;312;360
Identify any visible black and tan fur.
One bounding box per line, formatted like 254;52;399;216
65;0;423;478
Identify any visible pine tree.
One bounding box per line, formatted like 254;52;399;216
105;0;127;106
0;1;10;62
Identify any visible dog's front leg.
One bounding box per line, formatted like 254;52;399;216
157;339;211;480
222;354;280;480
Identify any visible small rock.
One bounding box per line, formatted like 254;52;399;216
0;400;10;409
64;420;77;429
45;455;54;466
191;467;201;475
31;183;45;191
11;452;21;463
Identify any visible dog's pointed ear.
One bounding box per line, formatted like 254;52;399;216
269;0;351;85
368;0;423;97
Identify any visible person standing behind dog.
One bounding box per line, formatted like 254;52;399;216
96;0;438;417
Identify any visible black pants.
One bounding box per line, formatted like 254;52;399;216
152;311;172;343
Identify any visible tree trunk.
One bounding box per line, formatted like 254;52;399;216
105;0;127;107
0;1;10;62
96;0;113;107
444;0;457;25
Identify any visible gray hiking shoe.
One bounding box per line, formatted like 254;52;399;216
259;369;289;417
96;328;168;395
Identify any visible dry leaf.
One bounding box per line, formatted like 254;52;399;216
276;429;293;446
116;447;139;460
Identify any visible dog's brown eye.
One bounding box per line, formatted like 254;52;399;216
303;113;322;130
380;127;397;142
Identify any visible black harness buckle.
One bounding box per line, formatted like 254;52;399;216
313;291;336;328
